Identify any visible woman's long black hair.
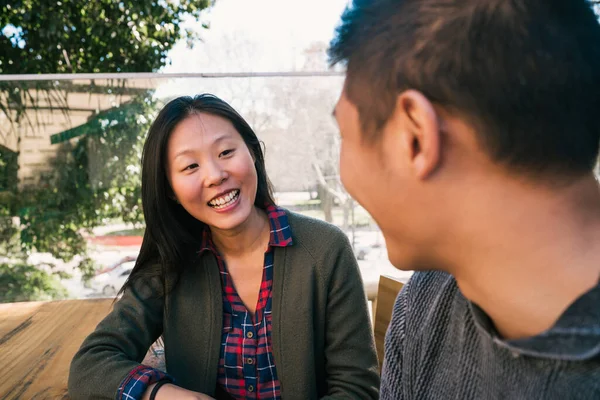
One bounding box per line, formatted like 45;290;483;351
119;94;275;297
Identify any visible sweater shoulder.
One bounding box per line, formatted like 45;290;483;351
285;209;351;255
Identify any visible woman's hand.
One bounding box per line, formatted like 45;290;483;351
142;382;216;400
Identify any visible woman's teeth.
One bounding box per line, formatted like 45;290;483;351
209;190;240;209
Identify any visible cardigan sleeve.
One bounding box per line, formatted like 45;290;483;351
320;234;380;400
68;273;168;399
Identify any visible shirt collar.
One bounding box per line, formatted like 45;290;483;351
199;204;293;255
263;203;294;247
469;280;600;361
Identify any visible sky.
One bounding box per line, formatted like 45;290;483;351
163;0;350;72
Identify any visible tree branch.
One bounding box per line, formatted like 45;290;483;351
311;160;347;202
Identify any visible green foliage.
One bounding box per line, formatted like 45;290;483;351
77;256;100;284
16;93;154;264
0;262;69;303
0;208;19;256
0;0;212;74
0;0;212;134
0;86;155;302
0;91;153;302
0;145;18;193
83;96;153;225
105;227;146;236
0;0;210;301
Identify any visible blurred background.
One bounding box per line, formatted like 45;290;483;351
0;0;416;304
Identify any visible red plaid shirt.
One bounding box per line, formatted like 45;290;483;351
201;205;293;400
117;205;293;400
117;364;169;400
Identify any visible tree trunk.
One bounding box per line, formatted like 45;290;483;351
342;198;351;231
319;184;334;223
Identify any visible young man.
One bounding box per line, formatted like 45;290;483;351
329;0;600;398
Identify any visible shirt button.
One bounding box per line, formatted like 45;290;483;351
246;331;254;339
248;385;254;392
246;358;254;365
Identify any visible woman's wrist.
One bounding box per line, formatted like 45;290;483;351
149;379;172;400
142;382;214;400
142;381;172;400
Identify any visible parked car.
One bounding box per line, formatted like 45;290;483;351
89;257;136;297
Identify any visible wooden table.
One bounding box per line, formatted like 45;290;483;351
0;299;113;399
0;277;406;397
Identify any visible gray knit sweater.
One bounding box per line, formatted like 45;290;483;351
381;271;600;399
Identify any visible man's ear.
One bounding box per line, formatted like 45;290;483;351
390;89;441;179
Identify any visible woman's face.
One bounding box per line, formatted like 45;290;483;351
166;112;258;232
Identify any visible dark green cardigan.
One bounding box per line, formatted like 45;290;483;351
68;212;380;399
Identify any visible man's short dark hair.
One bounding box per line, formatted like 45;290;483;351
329;0;600;178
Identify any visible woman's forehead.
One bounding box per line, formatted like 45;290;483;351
170;113;240;147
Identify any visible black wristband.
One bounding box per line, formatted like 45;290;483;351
149;378;171;400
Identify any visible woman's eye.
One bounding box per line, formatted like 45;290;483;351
220;149;235;157
183;163;199;171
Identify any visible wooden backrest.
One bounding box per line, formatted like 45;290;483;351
373;275;404;371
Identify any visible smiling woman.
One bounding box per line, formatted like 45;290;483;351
166;110;263;232
68;94;379;400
